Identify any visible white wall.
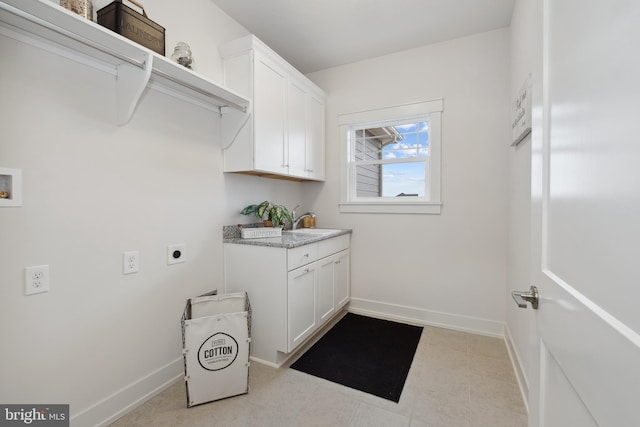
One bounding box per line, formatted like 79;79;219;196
305;28;511;335
0;1;304;425
0;1;522;422
506;0;541;406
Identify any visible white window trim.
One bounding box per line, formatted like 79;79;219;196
338;99;443;214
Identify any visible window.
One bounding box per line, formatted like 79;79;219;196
339;100;443;214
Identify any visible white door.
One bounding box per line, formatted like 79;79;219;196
525;1;640;425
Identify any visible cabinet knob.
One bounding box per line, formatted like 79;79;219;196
303;253;309;258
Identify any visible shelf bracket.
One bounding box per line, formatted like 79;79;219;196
220;103;251;151
116;52;153;126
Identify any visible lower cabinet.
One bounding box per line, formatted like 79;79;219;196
287;263;317;351
289;248;351;351
317;249;350;327
224;233;350;366
317;257;334;326
334;250;350;309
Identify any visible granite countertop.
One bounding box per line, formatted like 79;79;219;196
223;224;352;249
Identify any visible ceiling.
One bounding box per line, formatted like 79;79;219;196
211;0;515;74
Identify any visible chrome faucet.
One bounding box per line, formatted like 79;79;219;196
293;212;316;229
291;205;316;230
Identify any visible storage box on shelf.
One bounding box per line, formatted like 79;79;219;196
96;0;165;55
220;35;326;182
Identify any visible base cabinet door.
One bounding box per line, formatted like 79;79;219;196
334;250;350;309
287;263;317;352
317;256;336;326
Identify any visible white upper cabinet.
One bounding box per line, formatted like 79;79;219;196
287;81;308;177
254;57;287;174
306;94;326;181
220;35;326;182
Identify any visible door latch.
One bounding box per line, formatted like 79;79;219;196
512;285;539;309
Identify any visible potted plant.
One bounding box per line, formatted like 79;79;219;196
241;201;293;228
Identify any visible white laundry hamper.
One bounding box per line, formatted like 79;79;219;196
181;291;251;407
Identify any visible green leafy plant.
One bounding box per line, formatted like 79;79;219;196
240;201;293;228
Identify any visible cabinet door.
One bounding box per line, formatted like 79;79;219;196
288;81;307;177
334;250;350;309
317;255;336;326
287;263;317;352
254;56;287;174
306;95;325;181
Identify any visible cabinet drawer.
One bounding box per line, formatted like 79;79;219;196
318;234;350;258
288;243;318;270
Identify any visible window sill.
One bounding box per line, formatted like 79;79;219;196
339;201;442;214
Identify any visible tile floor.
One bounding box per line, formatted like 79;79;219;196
110;319;527;427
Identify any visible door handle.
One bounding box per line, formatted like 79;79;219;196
512;285;539;309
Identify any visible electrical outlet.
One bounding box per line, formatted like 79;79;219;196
167;244;186;265
25;265;50;295
123;251;139;274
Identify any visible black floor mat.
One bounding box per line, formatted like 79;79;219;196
290;313;423;402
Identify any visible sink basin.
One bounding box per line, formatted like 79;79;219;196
286;228;342;236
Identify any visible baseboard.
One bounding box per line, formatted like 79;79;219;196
71;357;184;427
347;298;505;338
504;324;530;413
248;356;280;368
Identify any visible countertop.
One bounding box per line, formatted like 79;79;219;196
223;226;352;249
